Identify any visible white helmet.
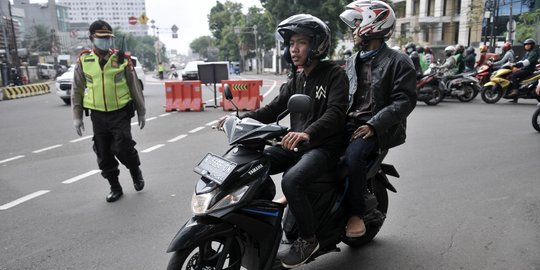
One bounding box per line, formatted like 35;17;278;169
444;46;456;54
339;0;396;41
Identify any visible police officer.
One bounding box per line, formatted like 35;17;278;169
71;20;146;203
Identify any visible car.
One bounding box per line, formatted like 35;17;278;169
37;63;56;79
55;56;146;105
182;60;205;80
55;64;75;105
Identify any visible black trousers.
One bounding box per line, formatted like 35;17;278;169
510;69;533;91
265;146;337;239
90;106;140;180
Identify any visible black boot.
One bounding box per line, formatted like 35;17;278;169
130;167;145;191
106;177;123;203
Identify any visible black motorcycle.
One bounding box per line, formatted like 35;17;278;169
533;103;540;132
437;70;480;102
166;86;400;270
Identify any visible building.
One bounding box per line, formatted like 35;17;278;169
58;0;148;37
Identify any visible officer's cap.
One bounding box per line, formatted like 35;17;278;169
89;20;114;37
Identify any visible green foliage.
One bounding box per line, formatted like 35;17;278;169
113;28;167;70
515;9;540;43
190;36;215;59
22;25;57;52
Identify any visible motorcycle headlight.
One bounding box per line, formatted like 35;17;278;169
191;185;249;215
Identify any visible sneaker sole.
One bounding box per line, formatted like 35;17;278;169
280;243;320;269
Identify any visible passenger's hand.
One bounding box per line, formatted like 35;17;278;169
351;125;374;141
217;116;228;131
281;132;310;150
138;114;146;130
74;119;84;136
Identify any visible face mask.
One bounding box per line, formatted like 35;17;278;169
93;37;113;51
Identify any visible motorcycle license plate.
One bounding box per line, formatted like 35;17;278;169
194;153;237;184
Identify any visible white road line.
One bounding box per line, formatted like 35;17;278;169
206;120;218;126
32;144;62;154
159;113;171;117
141;144;165;153
0;155;25;164
146;116;157;121
70;135;93;143
168;134;187;142
189;127;205;133
62;170;101;184
263;80;278;98
0;190;50;210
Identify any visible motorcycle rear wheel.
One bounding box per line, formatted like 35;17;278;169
423;87;443;106
167;236;242;270
342;174;388;248
481;85;503;104
532;107;540;132
457;85;476;102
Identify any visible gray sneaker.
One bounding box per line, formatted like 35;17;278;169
277;237;319;268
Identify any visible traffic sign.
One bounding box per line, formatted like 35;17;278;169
171;24;179;33
128;16;138;25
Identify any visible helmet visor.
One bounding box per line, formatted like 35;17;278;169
340;9;362;29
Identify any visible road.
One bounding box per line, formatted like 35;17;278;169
0;73;538;270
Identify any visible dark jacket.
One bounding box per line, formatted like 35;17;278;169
515;47;539;71
242;61;349;153
345;44;417;149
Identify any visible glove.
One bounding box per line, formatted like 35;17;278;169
138;114;145;130
74;119;84;136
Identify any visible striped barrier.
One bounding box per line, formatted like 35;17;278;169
1;83;51;101
219;80;263;111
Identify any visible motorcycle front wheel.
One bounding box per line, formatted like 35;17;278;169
423;87;443;106
532;107;540;132
167;236;242;270
457;85;476;102
481;85;503;104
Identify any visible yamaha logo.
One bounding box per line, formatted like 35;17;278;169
248;164;263;175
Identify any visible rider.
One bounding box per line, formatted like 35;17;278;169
476;44;489;67
492;42;515;69
405;42;423;78
437;45;458;77
219;14;348;268
339;0;417;238
424;46;434;66
454;44;466;74
464;46;476;72
508;39;539;98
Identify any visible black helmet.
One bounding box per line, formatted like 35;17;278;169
405;43;416;55
466;46;475;54
276;14;331;66
455;44;465;54
523;38;536;46
89;20;114;37
416;46;424;54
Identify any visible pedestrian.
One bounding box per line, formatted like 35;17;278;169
71;20;146;203
218;14;348;268
339;0;417;238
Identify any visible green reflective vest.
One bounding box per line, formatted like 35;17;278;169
80;51;131;112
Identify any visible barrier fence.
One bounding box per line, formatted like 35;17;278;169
164;80;204;112
219;80;263;111
1;83;51;100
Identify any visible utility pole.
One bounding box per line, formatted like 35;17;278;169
489;0;499;52
8;1;20;69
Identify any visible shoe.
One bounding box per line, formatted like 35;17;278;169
106;189;123;202
507;89;519;98
346;216;366;238
130;167;145;191
278;237;319;268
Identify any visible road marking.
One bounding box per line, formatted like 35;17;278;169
159;113;171;117
62;170;101;184
168;134;187;142
189;127;205;133
70;136;92;143
0;190;50;210
141;144;165;153
32;144;62;154
206;120;218;126
0;155;25;164
146;116;157;121
263;80;278;98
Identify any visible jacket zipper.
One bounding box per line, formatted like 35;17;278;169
101;70;107;111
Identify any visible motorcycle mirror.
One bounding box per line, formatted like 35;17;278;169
287;94;312;114
223;84;239;117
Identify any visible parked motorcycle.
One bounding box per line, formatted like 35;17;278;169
416;66;443;105
481;63;540;104
165;86;400;270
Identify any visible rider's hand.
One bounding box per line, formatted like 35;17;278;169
351;125;374;141
281;132;310;150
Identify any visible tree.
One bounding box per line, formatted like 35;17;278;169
208;1;244;60
23;25;57;53
515;8;540;43
112;28;167;70
190;36;216;59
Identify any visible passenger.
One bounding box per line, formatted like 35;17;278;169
492;42;515;69
339;0;417;238
454;44;466;74
465;46;476;72
218;14;348;268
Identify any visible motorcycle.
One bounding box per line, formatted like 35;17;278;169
533;84;540;133
481;63;540;104
416;66;443;105
436;68;480;102
475;61;494;86
169;67;179;80
165;86;400;270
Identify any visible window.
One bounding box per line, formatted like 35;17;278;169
401;23;410;38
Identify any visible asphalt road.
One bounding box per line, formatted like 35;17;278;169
0;73;538;270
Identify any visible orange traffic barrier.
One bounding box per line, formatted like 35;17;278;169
164;81;204;112
219;80;263;111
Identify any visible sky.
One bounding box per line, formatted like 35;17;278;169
145;0;262;55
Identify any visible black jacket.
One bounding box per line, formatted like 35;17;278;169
242;61;349;153
345;44;417;149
